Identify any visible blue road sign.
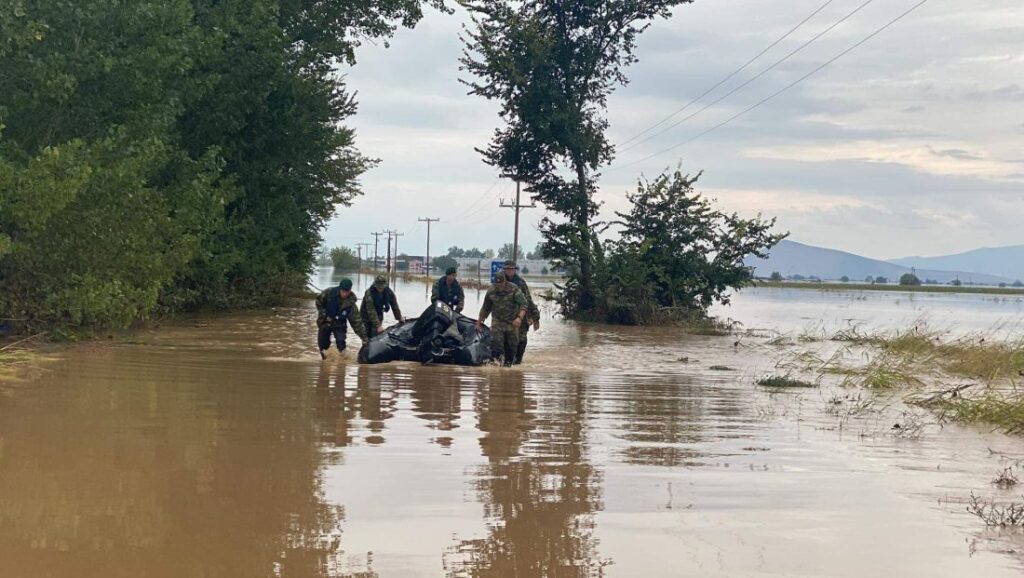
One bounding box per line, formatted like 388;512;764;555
490;260;505;283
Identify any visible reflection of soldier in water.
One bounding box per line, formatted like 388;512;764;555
447;373;605;577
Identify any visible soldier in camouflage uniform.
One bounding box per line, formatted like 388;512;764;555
360;274;404;335
476;273;528;366
502;261;540;364
315;278;367;359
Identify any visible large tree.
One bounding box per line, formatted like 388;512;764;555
461;0;691;314
0;0;447;329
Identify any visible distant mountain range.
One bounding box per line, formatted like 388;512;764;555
890;245;1024;282
745;240;1018;285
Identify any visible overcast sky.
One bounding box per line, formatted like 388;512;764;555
323;0;1024;261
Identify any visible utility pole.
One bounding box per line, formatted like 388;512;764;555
418;217;440;274
392;232;405;273
499;178;535;263
383;230;397;273
356;243;372;270
371;232;384;271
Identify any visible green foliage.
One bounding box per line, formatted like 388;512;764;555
840;275;850;282
497;243;524;260
447;246;487;258
769;272;784;281
432;255;458;273
328;247;360;270
591;169;785;324
461;0;691;314
874;276;888;284
950;279;963;287
526;242;546;260
0;0;446;331
899;273;921;286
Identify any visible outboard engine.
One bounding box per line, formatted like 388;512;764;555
411;302;462;362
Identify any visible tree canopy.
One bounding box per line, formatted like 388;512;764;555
0;0;445;331
461;0;692;314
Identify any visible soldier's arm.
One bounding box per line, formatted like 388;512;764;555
430;280;440;303
348;303;368;341
514;290;528;320
362;291;381;331
388;289;403;321
455;284;466;311
477;292;492;325
520;280;540;319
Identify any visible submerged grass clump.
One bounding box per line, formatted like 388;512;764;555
708;365;734;371
919;393;1024;435
757;375;817;388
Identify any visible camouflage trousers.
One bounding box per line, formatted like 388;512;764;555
490;326;520;366
514;322;530;364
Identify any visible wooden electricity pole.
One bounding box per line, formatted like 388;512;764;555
418;217;440;274
356;243;372;270
371;232;384;271
499;179;535;263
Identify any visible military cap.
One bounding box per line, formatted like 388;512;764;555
446;266;458;275
338;278;353;291
374;274;388;286
503;260;518;269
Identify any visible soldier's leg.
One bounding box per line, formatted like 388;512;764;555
503;330;519;367
333;325;348;352
318;327;332;358
514;325;529;364
489;328;506;362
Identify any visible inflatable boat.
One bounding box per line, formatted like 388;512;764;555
358;301;493;366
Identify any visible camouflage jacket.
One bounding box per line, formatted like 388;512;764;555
315;288;367;340
508;274;540;320
479;280;528;331
360;286;402;331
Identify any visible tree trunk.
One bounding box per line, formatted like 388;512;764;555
574;159;595;311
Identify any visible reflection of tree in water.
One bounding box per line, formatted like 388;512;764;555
0;355;378;578
447;374;608;577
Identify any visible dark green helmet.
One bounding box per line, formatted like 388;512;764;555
445;266;458;275
338;278;353;291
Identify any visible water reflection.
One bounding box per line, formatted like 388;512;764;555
447;373;607;577
0;352;355;578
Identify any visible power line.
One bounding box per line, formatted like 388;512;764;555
618;0;838;149
610;0;931;174
618;0;878;155
449;178;502;221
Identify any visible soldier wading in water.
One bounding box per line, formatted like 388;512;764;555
360;274;404;335
315;278;367;359
476;272;528;366
501;261;539;364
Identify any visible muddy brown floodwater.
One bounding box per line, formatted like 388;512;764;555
2;271;1024;577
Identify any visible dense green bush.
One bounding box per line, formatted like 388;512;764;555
0;0;444;331
583;168;785;325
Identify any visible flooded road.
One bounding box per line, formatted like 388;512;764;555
2;270;1024;577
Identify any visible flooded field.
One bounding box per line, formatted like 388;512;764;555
3;270;1024;577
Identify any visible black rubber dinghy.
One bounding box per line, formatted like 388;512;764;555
358;302;493;366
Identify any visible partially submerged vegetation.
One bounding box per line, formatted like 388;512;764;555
781;324;1024;434
757;375;818;388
